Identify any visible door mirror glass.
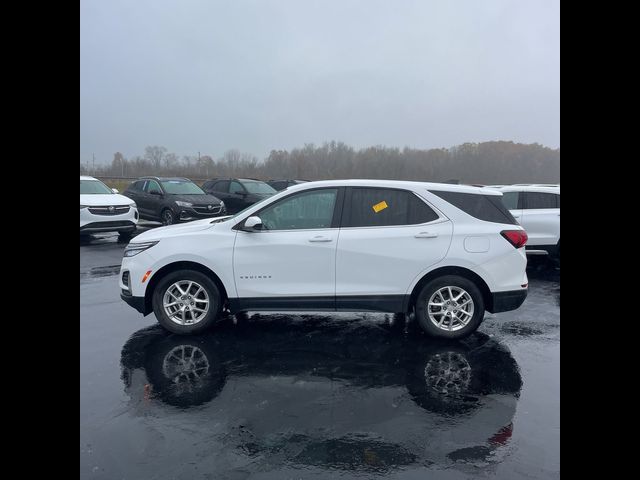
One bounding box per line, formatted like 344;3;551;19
244;216;263;231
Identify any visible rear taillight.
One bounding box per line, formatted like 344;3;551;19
501;229;528;249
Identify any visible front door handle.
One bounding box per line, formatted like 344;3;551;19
415;232;438;238
308;235;332;242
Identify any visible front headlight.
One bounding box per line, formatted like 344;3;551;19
220;201;225;208
80;205;88;209
124;241;159;257
129;203;137;208
175;201;193;207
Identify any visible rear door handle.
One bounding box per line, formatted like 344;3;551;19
415;232;438;238
308;235;332;242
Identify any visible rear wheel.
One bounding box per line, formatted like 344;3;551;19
415;275;484;339
152;270;223;334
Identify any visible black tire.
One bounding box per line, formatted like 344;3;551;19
118;229;135;241
161;208;176;226
152;269;223;335
415;275;484;339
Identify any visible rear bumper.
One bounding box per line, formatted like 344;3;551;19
489;289;528;313
120;292;149;315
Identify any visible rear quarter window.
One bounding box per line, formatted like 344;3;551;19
430;190;518;225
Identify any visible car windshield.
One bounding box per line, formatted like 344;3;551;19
80;179;113;194
243;181;276;194
160;180;205;195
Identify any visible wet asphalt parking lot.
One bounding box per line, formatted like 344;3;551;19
80;224;559;480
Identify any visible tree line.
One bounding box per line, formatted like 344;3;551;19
80;141;559;184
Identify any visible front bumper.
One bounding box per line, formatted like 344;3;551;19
80;207;139;232
81;220;136;233
489;289;528;313
120;291;149;315
177;205;227;222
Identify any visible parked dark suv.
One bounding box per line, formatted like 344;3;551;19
267;179;309;191
123;177;226;225
201;178;276;214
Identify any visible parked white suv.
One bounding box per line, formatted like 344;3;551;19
490;185;560;258
81;176;139;238
119;180;528;339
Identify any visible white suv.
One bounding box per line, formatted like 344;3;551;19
81;176;139;238
490;185;560;258
120;180;528;339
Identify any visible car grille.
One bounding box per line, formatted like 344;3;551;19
193;204;222;214
88;205;130;216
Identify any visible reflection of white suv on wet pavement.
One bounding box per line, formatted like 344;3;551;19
80;176;139;239
490;185;560;258
119;180;529;339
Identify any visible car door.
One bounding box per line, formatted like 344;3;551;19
228;181;248;213
142;179;164;220
233;187;342;307
335;187;453;311
519;191;560;246
210;180;231;209
124;180;144;210
501;191;523;224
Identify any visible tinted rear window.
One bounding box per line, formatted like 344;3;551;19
431;190;518;225
345;188;439;227
524;192;559;209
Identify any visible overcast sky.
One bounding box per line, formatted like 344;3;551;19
80;0;559;164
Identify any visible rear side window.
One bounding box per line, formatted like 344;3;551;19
130;180;145;192
344;188;439;227
213;181;229;192
431;190;518;225
523;192;559;209
501;191;520;210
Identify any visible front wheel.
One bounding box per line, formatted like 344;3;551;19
161;209;176;226
152;270;223;334
415;275;484;339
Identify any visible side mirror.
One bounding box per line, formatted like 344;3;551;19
244;216;263;231
111;188;119;194
149;190;162;196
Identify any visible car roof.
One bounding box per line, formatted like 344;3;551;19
492;185;560;193
285;179;502;195
139;176;191;182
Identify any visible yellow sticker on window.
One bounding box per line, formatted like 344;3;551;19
372;201;388;213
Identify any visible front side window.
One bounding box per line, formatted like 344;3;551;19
80;179;113;195
144;180;162;193
243;181;276;194
160;180;205;195
257;189;338;230
344;188;439;227
523;192;559;209
229;181;246;194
